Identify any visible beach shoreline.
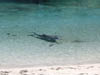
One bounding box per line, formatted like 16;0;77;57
0;63;100;75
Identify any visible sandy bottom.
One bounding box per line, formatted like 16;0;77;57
0;63;100;75
0;3;100;66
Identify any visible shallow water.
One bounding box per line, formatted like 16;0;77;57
0;3;100;67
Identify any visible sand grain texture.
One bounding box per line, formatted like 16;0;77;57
0;64;100;75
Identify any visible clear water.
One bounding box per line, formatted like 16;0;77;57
0;3;100;67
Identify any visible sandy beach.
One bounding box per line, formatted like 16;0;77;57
0;63;100;75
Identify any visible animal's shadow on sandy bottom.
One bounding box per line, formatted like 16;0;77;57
28;32;60;47
6;32;86;47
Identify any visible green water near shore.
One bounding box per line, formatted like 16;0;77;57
0;3;100;67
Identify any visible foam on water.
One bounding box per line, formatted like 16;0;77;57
0;3;100;67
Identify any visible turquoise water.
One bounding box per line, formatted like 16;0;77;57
0;3;100;67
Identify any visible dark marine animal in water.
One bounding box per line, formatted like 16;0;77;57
28;32;59;43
